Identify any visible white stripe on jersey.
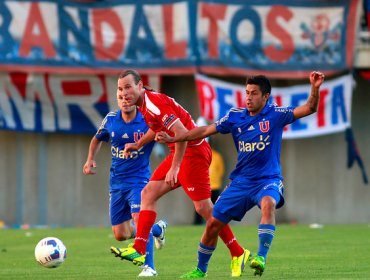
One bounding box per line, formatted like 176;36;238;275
145;94;161;115
98;111;116;131
230;107;244;112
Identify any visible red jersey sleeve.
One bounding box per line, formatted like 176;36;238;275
141;91;179;132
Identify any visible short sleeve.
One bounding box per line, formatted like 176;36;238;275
215;113;231;134
95;115;110;142
145;93;179;130
274;106;295;126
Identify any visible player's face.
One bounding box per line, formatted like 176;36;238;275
116;94;136;114
245;84;269;116
117;74;143;106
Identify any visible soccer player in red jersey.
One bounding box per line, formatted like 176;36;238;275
110;70;250;277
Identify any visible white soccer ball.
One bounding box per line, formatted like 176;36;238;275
34;237;67;268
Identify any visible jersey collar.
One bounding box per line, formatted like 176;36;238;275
244;103;272;118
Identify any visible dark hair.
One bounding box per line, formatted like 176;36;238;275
246;75;271;95
118;69;142;84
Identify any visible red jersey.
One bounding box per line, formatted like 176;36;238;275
138;90;203;149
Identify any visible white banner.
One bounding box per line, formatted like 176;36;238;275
0;72;161;134
196;74;353;139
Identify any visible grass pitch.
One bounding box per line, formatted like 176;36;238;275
0;224;370;279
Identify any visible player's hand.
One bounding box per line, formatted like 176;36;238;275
310;71;325;88
155;131;174;143
165;166;179;188
123;142;139;158
83;160;96;175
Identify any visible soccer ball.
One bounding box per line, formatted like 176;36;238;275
34;237;67;268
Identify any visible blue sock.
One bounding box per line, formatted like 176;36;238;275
257;224;275;260
151;223;161;237
197;242;215;273
144;232;155;269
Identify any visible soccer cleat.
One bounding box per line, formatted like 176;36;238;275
138;265;158;277
154;220;168;250
250;255;266;276
230;249;252;277
180;268;207;278
110;244;145;266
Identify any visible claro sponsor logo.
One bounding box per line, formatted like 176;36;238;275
238;135;270;152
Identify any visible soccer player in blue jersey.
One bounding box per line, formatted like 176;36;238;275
83;91;167;277
156;71;325;278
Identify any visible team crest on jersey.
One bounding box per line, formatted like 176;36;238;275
134;132;145;142
111;132;115;137
259;120;270;133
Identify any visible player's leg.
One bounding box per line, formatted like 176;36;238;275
152;219;168;249
112;180;172;265
181;216;224;278
132;212;157;277
251;180;284;276
111;154;174;265
110;189;135;241
110;189;146;265
211;185;252;277
180;143;246;260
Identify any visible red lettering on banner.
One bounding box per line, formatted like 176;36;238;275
92;9;124;60
274;94;288;131
196;79;216;121
274;94;282;106
264;6;294;62
163;4;187;59
201;4;227;58
19;3;56;58
317;88;329;127
97;75;108;103
61;80;92;96
236;90;245;107
9;73;28;98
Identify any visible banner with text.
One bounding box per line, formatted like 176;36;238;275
196;74;353;139
0;0;359;78
0;72;160;134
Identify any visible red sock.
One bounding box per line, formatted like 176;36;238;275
134;210;156;255
219;224;244;257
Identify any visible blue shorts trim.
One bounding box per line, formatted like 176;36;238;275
213;178;285;224
109;187;143;226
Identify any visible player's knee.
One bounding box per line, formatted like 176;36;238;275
205;218;222;238
195;203;213;220
261;199;276;217
113;230;132;241
114;232;132;241
141;187;158;203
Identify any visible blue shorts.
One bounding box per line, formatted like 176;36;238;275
213;178;285;224
109;186;144;226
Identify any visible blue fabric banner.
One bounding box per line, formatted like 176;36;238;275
0;0;360;78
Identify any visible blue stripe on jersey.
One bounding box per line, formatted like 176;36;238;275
95;110;154;190
215;104;295;182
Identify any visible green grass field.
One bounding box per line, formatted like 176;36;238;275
0;224;370;279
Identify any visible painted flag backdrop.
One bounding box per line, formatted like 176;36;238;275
0;0;360;78
0;72;161;134
196;73;353;139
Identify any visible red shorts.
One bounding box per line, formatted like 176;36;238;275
151;140;212;201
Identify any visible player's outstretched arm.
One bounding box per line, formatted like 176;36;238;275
83;136;102;175
293;71;325;120
156;123;218;143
